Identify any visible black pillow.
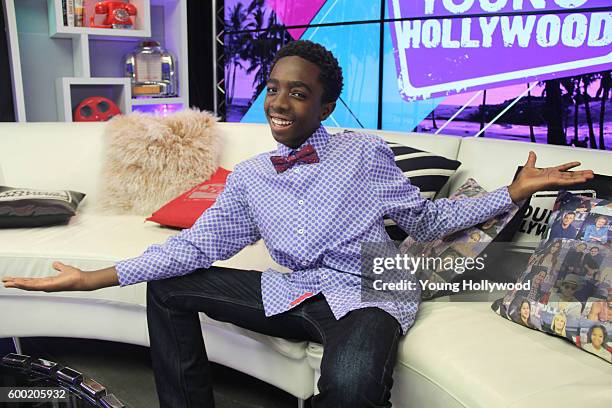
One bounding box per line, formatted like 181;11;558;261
385;141;462;240
0;186;85;228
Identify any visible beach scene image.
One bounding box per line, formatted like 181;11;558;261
416;78;611;150
222;0;611;151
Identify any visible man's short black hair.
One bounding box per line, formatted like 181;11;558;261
272;40;343;104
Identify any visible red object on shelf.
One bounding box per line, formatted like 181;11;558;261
74;97;121;122
90;1;137;29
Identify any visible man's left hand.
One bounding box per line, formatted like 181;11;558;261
508;151;595;203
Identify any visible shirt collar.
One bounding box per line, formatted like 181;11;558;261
275;125;330;157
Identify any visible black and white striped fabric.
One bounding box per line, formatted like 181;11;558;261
384;141;461;239
386;141;461;199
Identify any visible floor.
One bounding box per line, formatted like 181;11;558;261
2;337;307;408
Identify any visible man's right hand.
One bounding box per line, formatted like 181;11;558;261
3;262;89;292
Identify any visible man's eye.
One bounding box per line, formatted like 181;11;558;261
267;87;277;94
291;92;306;98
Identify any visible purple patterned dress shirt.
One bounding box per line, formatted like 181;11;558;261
116;126;515;333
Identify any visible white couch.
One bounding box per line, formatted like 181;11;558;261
1;121;611;407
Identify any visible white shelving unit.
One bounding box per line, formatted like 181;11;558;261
47;0;151;39
56;77;131;121
4;0;188;122
3;0;26;121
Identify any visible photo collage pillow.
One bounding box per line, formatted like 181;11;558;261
511;172;612;249
400;178;519;300
493;191;611;363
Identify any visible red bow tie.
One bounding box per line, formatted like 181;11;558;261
270;144;319;173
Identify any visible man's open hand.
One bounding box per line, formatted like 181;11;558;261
508;151;595;203
2;262;87;292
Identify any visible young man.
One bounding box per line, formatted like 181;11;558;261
3;41;594;407
548;211;578;240
548;274;584;318
583;216;609;244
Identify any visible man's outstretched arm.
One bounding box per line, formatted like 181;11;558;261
368;138;593;242
3;167;261;291
3;263;118;292
506;150;593;203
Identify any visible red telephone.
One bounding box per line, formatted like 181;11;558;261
90;1;137;29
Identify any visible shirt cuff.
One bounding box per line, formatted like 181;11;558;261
494;186;519;214
114;258;142;287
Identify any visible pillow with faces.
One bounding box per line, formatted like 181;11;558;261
399;178;520;300
492;191;611;364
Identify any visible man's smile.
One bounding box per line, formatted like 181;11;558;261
269;115;295;129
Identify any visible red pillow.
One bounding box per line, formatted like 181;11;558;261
146;168;231;228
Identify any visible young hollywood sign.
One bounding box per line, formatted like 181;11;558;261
387;0;612;100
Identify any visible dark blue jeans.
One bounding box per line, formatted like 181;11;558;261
146;267;401;408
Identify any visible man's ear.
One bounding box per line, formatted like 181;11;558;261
320;102;336;121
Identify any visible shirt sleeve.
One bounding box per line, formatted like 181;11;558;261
368;136;516;242
115;168;261;286
583;225;593;242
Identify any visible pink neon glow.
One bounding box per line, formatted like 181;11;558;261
267;0;326;39
443;79;602;106
131;104;184;116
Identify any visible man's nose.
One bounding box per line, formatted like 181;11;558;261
271;91;290;112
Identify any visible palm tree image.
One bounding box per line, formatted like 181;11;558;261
543;79;565;146
580;74;598;149
559;78;577;145
225;3;247;105
527;83;536;143
224;0;292;121
595;70;610;150
243;1;292;104
554;72;611;149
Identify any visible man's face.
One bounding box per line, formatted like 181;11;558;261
520;302;530;320
554;315;565;331
595;218;606;228
590;247;599;256
468;232;481;242
562;213;575;226
264;56;335;149
560;281;578;297
590;327;604;348
534;271;547;285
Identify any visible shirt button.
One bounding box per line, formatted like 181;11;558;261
294;167;301;173
301;261;308;266
321;273;328;279
298;199;304;205
297;228;304;235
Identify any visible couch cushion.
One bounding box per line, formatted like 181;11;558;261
200;314;307;361
397;301;612;407
452;137;612;193
0;212;287;306
0;122;277;210
0;122;107;207
0;122;462;206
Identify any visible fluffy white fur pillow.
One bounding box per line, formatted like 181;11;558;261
97;109;220;215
